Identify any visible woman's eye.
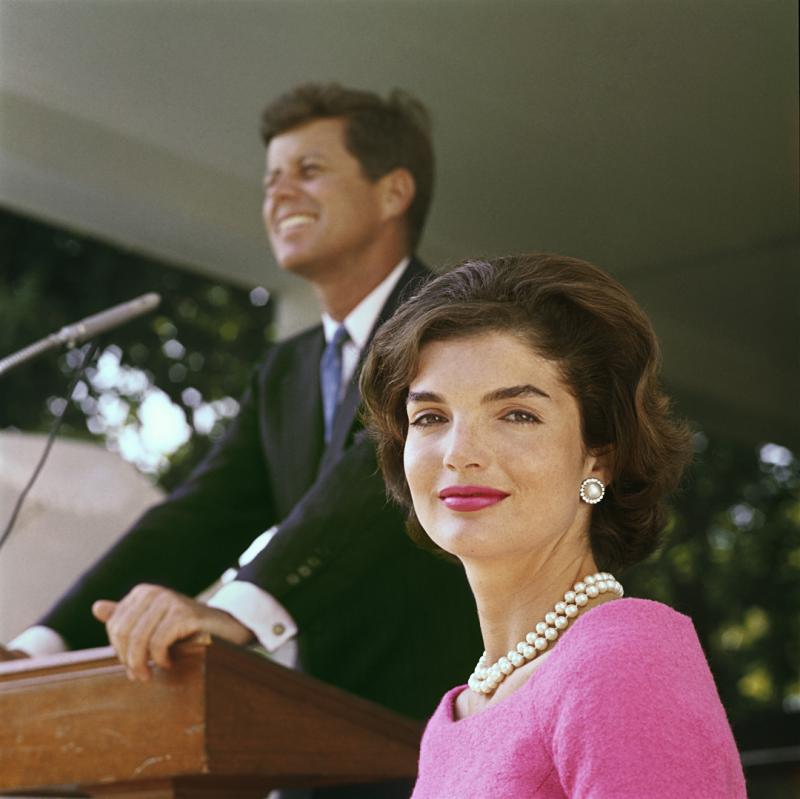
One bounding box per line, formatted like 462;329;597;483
503;410;540;424
410;412;447;427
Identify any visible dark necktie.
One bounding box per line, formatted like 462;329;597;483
320;324;350;444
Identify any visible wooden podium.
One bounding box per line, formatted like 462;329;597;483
0;637;421;798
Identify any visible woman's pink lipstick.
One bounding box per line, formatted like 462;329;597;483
438;485;510;512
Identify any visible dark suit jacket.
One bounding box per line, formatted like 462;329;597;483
40;259;481;720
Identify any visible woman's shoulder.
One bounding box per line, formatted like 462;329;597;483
556;596;696;655
552;598;710;680
539;597;711;691
575;594;688;624
532;598;746;796
535;596;730;750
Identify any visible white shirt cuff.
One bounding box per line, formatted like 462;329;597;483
8;625;68;657
206;580;297;653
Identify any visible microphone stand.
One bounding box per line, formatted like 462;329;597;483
0;333;78;378
0;341;100;554
0;292;160;378
0;292;160;552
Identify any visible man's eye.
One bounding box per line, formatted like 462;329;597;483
503;410;540;424
410;412;447;427
300;163;321;177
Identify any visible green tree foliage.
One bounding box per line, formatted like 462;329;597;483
0;207;273;490
624;434;799;754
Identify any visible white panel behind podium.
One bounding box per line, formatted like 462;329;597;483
0;430;163;641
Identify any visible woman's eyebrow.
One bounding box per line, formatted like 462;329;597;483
406;384;550;405
407;390;442;404
482;384;551;402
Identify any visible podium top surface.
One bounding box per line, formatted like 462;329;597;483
0;636;422;794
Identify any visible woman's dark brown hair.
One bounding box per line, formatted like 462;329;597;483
360;253;693;573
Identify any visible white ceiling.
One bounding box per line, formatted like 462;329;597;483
0;0;797;447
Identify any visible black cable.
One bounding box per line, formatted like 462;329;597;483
0;340;100;554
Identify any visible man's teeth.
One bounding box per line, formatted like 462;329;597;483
279;214;315;232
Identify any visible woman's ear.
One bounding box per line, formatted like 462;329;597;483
378;167;416;222
586;445;615;488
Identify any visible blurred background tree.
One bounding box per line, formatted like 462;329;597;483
625;434;799;794
0;206;273;491
1;207;797;795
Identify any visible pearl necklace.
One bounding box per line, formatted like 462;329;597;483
468;572;624;695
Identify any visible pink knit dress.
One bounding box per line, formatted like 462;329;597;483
411;598;746;798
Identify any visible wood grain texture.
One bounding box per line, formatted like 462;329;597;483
0;637;421;798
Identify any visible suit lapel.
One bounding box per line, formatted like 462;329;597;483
274;329;326;510
321;258;431;468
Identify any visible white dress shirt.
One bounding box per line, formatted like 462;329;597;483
10;258;410;660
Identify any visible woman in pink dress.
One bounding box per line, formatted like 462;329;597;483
360;253;746;798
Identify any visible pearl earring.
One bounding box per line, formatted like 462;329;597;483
580;477;605;504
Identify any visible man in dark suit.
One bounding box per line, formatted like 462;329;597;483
4;84;480;736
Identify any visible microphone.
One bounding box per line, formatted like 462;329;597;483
0;293;162;376
51;292;162;346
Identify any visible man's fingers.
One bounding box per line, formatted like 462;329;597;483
93;596;138;671
149;610;199;670
124;599;171;681
103;596;139;666
98;584;165;678
92;585;253;683
100;585;203;680
91;599;117;623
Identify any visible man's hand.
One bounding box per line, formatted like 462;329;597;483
0;645;28;662
92;584;254;681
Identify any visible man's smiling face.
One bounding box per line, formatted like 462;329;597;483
262;117;389;281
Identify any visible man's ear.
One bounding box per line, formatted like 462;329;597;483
378;167;416;222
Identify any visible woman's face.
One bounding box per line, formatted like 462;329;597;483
404;331;603;562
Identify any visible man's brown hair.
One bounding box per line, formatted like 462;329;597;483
261;83;434;251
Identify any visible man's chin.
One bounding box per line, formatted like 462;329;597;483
274;248;322;280
273;244;309;271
